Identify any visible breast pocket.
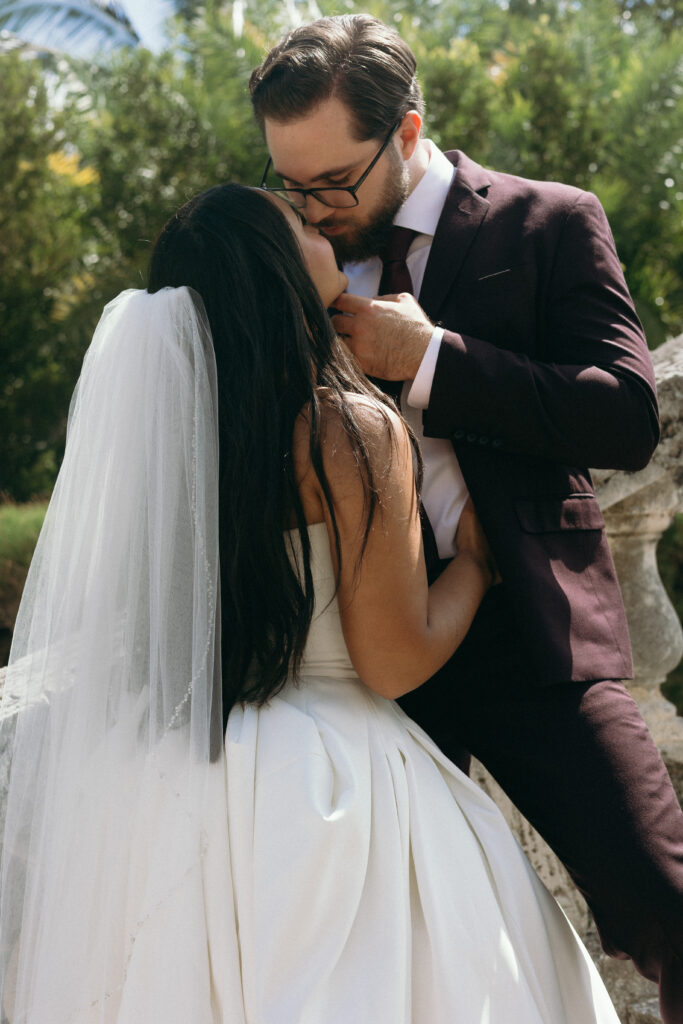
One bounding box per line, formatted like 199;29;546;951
470;264;537;349
476;263;535;290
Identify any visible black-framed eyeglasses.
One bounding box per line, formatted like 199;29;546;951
259;119;401;210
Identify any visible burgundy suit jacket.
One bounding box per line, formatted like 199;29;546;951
418;151;659;684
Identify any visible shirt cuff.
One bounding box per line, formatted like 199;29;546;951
407;327;444;410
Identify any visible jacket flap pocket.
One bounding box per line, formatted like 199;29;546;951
515;495;605;533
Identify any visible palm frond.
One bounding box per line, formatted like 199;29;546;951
0;0;139;58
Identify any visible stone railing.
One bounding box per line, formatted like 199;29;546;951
1;334;682;1023
473;332;683;1024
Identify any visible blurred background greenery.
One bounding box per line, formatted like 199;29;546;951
0;0;682;695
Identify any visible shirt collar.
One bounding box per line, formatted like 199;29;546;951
394;140;456;238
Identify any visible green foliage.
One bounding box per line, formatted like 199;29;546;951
60;47;243;326
0;50;90;499
485;17;609;183
617;0;682;36
0;501;47;567
36;24;271;383
417;2;683;345
418;36;499;157
0;499;47;666
583;35;683;346
0;32;269;501
1;0;682;501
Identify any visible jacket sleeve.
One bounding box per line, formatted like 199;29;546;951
422;192;660;470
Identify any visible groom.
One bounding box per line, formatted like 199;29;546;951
250;14;683;1019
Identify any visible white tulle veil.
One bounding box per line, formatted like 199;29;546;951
0;288;237;1022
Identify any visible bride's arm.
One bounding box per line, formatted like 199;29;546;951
317;396;493;699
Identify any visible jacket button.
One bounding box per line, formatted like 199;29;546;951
492;438;503;448
478;436;489;445
467;433;477;443
453;429;465;440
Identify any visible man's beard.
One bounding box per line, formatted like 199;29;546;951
321;155;410;265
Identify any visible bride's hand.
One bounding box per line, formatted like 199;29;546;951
455;498;501;588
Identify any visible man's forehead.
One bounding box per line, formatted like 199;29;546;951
264;100;366;183
270;152;359;185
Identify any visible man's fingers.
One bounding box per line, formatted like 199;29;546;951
332;291;373;313
338;332;366;368
331;313;354;336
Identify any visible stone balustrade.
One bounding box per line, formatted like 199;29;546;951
1;333;682;1022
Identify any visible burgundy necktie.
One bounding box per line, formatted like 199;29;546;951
376;227;440;572
372;227;419;403
378;226;418;296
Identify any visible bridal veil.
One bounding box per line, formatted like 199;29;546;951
0;288;240;1022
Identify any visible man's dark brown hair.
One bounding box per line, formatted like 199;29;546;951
249;14;424;141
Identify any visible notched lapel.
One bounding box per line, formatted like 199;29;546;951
419;151;491;321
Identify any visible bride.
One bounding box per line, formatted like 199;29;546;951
0;183;619;1022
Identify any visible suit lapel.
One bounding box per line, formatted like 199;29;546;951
419;151;492;320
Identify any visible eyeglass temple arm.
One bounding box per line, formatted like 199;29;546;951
260;156;273;188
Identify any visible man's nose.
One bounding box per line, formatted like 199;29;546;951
302;194;333;224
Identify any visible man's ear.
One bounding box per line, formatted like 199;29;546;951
396;111;422;160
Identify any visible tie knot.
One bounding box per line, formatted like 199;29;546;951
382;226;418;264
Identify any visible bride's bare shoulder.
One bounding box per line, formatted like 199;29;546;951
307;389;407;456
292;389;412;521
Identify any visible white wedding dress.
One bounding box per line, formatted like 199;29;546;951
1;519;621;1024
198;521;620;1024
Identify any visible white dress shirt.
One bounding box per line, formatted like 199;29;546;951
344;141;469;558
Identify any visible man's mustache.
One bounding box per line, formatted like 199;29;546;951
318;219;342;232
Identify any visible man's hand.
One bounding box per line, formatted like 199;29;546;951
331;291;434;380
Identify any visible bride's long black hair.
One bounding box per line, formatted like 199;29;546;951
148;184;418;725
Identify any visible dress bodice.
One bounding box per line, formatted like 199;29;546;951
285;522;359;679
